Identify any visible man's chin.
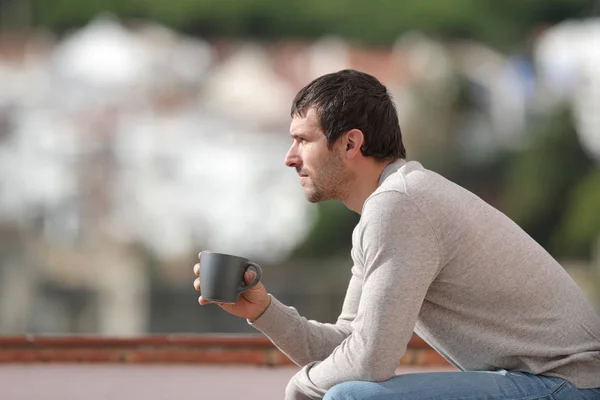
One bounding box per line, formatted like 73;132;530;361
303;189;318;203
304;194;318;203
304;190;328;203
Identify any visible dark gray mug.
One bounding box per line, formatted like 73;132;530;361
199;251;262;304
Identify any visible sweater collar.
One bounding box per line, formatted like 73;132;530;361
378;158;407;186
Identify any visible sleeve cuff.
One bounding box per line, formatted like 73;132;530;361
247;294;289;333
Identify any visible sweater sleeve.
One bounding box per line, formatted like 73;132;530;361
248;257;361;366
286;191;442;399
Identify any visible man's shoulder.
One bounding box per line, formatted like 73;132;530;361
367;161;445;203
360;160;468;221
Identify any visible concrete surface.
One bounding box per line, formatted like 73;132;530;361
0;364;457;399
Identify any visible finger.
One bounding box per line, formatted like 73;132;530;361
193;277;200;291
193;263;200;276
244;270;257;285
198;250;212;259
198;296;213;305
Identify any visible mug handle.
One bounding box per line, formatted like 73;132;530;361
238;262;262;293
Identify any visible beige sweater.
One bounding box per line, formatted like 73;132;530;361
250;159;600;400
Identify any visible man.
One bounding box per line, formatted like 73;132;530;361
193;69;600;399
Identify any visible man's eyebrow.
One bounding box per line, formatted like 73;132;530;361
290;132;305;138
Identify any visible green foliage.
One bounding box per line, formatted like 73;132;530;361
501;108;596;256
552;168;600;258
25;0;595;49
292;201;359;260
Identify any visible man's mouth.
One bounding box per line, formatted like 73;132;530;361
298;172;308;184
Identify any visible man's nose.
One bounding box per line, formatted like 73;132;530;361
285;145;301;168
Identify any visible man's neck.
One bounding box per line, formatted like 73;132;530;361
342;159;398;214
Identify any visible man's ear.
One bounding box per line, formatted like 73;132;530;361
344;129;364;159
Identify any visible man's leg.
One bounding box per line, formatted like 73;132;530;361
323;370;600;400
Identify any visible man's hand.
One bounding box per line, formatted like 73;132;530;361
193;251;271;321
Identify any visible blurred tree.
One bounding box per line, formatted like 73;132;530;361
0;0;32;29
23;0;596;50
292;201;359;260
501;108;596;258
552;168;600;258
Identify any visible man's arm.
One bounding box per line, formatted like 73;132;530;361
248;257;362;366
286;191;442;399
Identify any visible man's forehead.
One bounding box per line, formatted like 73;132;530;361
290;108;321;135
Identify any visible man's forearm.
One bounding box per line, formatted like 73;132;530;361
249;295;353;366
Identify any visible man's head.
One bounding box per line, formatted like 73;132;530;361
285;69;405;204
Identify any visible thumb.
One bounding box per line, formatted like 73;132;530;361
244;270;258;286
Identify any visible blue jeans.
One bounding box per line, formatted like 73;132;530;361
323;370;600;400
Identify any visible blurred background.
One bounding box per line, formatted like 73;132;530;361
0;0;599;336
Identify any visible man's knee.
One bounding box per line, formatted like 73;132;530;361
323;381;375;400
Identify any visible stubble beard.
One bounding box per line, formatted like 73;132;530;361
304;153;353;203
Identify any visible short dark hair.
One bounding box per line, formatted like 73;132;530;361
290;69;406;160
